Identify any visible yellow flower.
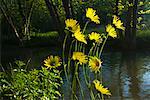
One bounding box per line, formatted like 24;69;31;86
89;56;102;73
106;24;117;38
65;19;80;32
44;55;62;69
86;8;100;24
113;15;125;30
93;80;111;96
72;52;87;65
73;28;87;44
89;32;102;43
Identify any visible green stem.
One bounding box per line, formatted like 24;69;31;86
93;44;98;56
88;70;91;85
79;42;83;51
62;34;69;82
74;95;79;100
96;46;99;57
72;63;79;99
97;34;109;100
96;42;101;57
101;93;104;100
75;40;78;51
0;64;5;72
83;65;89;86
82;43;90;87
88;45;95;56
67;40;75;74
82;21;89;34
100;57;104;100
100;67;103;83
99;34;109;58
95;73;98;80
63;34;69;65
76;73;84;100
64;64;69;82
83;44;85;53
90;87;95;100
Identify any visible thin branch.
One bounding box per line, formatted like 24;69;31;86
0;5;22;42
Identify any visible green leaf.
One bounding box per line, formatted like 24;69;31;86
15;60;26;67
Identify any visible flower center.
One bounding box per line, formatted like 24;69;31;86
68;27;72;30
95;61;99;67
50;61;56;66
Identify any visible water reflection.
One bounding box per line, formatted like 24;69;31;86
61;51;150;100
121;52;140;99
1;46;150;99
103;51;150;100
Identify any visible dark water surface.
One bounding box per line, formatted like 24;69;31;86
102;51;150;100
1;46;150;100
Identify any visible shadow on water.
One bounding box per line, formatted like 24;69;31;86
121;52;140;100
96;51;150;100
1;45;62;70
1;45;150;99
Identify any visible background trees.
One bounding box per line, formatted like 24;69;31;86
0;0;150;49
0;0;37;41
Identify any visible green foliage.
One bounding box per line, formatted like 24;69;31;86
51;0;65;21
0;61;63;100
72;0;116;24
137;0;150;30
137;29;150;39
31;0;54;32
31;31;59;38
1;0;149;41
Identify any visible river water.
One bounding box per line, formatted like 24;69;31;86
1;46;150;99
101;51;150;99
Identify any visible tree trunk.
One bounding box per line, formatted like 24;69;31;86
115;0;124;49
70;0;74;17
17;0;34;40
124;0;134;50
115;0;119;15
0;12;1;64
124;0;138;50
24;0;35;40
17;0;26;26
45;0;64;42
62;0;70;18
132;0;138;49
62;0;73;18
49;0;61;24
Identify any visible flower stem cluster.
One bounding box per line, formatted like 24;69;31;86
43;7;125;100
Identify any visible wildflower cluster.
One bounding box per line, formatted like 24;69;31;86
62;7;124;99
43;7;124;99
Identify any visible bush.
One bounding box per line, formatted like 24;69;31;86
0;61;63;100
